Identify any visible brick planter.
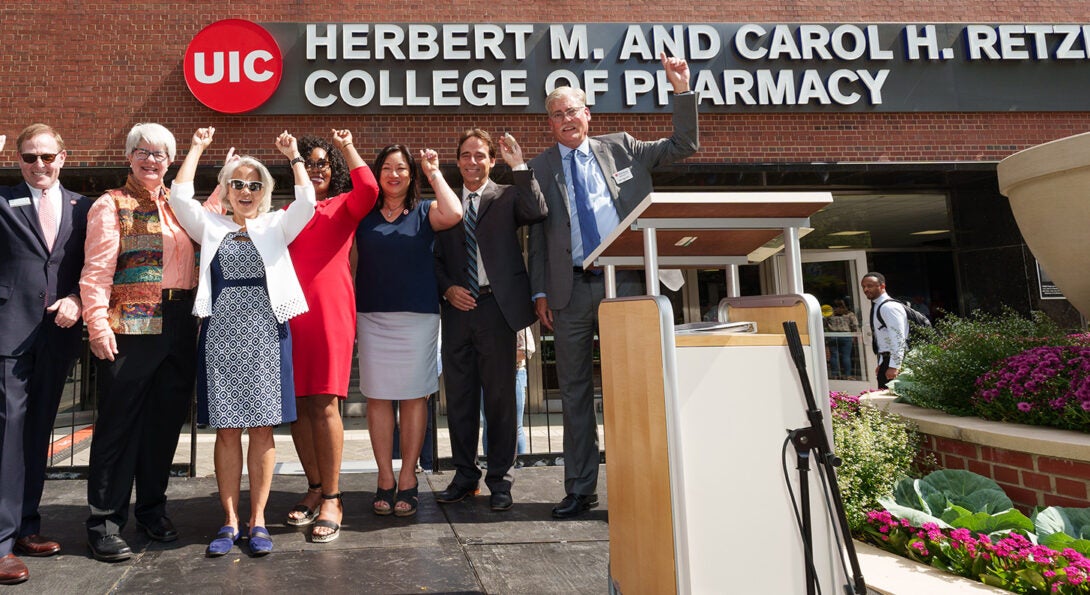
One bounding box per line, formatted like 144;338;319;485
861;395;1090;513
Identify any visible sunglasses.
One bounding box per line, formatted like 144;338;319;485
21;153;59;164
228;179;264;192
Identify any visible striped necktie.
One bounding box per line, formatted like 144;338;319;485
39;187;57;251
464;194;480;298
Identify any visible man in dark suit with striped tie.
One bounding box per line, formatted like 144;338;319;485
434;129;546;511
0;125;90;584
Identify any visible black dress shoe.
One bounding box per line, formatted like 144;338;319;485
137;517;178;542
435;482;480;504
490;491;513;511
88;534;132;562
551;493;599;519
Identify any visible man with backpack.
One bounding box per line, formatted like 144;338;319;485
861;272;908;389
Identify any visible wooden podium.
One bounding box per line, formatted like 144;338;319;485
590;192;847;594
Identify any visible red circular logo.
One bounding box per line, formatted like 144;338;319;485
184;19;282;114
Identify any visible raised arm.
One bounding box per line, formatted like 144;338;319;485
422;148;463;231
276;130;317;243
499;133;547;226
168;127;216;240
333;129;379;218
175;127;214;185
203;147;236;215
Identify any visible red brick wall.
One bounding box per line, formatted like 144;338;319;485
920;434;1090;511
3;3;1090;166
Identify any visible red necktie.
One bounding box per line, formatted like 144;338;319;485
39;187;57;251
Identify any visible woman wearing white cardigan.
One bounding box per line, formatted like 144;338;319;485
169;127;315;557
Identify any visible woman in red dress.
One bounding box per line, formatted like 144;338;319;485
283;130;378;543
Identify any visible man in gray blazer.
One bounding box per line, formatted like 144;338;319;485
528;53;699;518
435;129;546;511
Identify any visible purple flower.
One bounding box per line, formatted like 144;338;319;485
1018;402;1033;412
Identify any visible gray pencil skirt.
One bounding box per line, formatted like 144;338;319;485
356;311;439;400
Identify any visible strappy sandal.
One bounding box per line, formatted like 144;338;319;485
311;493;342;544
373;482;396;516
286;482;322;526
206;525;239;557
248;526;273;557
394;484;419;518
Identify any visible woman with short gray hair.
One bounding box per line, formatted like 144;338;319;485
169;127;315;557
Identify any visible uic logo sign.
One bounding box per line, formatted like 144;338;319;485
184;19;283;114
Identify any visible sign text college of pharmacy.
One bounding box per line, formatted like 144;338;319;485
184;20;1090;114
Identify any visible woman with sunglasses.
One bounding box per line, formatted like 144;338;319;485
168;127;315;557
279;132;378;543
355;145;461;517
80;123;199;562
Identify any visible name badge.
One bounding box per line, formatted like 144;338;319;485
612;167;634;184
9;197;31;207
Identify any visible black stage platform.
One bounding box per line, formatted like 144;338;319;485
11;465;610;594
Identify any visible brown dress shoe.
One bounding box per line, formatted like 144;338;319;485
0;554;28;585
14;534;61;557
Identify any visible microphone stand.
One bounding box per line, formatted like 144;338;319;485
782;321;867;595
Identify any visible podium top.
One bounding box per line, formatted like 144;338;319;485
585;191;832;268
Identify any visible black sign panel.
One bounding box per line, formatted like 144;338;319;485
244;22;1090;114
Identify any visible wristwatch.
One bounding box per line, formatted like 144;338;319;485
290;156;305;166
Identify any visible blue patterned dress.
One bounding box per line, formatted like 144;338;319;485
196;232;296;428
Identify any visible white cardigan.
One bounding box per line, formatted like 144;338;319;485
168;181;316;323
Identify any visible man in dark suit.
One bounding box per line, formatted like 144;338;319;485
528;53;699;518
434;129;547;511
0;125;90;583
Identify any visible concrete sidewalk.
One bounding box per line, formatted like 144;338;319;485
13;466;610;594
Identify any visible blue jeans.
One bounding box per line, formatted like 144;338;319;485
829;336;854;378
481;367;527;456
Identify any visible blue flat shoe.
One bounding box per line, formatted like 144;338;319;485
248;526;273;557
206;526;239;557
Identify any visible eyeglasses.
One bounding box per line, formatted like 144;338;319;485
20;153;58;164
304;159;330;171
548;106;586;121
228;179;264;192
132;148;168;162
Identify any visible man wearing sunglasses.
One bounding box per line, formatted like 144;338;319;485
0;124;90;584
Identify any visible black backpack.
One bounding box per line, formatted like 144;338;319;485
875;297;932;335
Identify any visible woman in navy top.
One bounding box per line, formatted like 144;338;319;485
355;144;461;516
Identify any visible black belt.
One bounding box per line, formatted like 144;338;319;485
572;266;602;277
163;288;195;301
477;285;493;296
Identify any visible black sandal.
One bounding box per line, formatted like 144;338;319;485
394;484;419;517
286;482;322;526
312;493;342;543
373;482;396;516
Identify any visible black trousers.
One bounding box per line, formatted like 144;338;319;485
876;352;892;389
0;331;77;556
441;294;517;493
86;299;197;539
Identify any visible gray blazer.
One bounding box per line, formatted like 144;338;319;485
527;92;699;310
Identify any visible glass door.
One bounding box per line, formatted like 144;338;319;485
772;250;874;394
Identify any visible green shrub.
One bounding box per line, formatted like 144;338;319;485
894;308;1071;416
831;392;927;533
